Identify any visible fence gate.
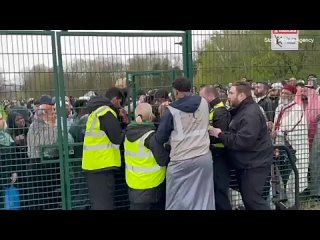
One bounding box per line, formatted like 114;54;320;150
126;69;184;120
55;31;188;209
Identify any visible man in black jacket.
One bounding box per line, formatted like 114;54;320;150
209;81;273;210
199;85;232;210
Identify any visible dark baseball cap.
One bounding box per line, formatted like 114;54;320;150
39;95;54;105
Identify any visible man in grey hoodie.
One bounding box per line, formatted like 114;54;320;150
152;77;215;210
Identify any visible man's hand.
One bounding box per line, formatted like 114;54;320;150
209;127;222;138
158;101;171;118
267;121;274;131
271;131;277;140
119;108;129;124
15;135;25;144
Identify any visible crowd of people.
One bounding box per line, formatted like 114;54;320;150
0;73;320;210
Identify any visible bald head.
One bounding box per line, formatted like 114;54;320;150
135;103;155;122
199;85;219;103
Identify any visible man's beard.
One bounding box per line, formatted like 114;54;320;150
280;98;292;106
254;91;262;97
229;99;239;108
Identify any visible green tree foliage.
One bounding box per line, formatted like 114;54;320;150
194;30;320;86
64;56;125;96
21;64;54;98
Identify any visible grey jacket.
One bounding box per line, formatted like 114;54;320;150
27;118;74;159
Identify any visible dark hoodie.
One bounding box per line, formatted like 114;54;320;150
87;96;125;145
9;106;31;125
7;111;29;138
154;95;202;145
125;121;169;167
7;111;29;159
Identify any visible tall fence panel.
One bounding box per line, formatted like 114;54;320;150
1;30;318;210
192;30;320;86
0;31;66;210
56;31;186;210
191;30;320;209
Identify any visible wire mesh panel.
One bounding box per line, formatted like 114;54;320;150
126;70;183;124
56;31;185;210
192;30;320;86
191;30;320;210
0;31;65;210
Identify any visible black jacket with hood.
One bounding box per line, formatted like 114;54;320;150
86;96;125;172
218;97;273;169
87;96;125;146
125;121;169;204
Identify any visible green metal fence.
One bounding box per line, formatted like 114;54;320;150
55;31;187;209
191;30;320;209
0;31;66;210
0;30;319;210
192;30;320;86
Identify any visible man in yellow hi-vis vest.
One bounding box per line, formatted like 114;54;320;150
124;103;169;210
82;93;125;210
200;85;232;210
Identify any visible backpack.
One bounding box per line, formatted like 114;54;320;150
4;185;21;210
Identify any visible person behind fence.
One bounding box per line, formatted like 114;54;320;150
124;102;169;210
27;95;74;209
7;111;29;159
153;89;171;126
199;85;232;210
6;111;29;208
209;81;273;210
254;82;276;130
82;95;125;210
69;99;90;209
0;117;17;209
269;83;282;113
287;77;297;87
309;115;320;199
272;84;309;207
152;77;215;210
295;86;320;150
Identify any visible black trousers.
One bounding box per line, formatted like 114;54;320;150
213;152;232;210
86;170;115;210
129;182;166;210
235;166;271;210
130;202;165;210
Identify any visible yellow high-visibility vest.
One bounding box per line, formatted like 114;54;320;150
82;106;121;170
124;130;166;189
209;101;225;148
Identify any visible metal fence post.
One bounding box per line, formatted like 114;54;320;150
183;30;193;85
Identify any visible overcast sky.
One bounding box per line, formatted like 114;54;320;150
0;30;216;84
